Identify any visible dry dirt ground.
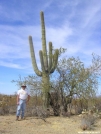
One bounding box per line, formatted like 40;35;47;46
0;115;101;134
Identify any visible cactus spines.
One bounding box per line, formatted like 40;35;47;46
29;11;59;108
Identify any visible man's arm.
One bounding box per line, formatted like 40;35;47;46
17;95;19;105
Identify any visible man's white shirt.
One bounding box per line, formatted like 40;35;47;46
17;88;30;100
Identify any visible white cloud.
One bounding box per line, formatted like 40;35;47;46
81;3;101;29
0;61;23;69
0;25;41;60
46;24;73;47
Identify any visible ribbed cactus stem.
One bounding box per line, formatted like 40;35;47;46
29;36;42;76
40;11;48;71
48;42;52;71
42;73;50;107
39;50;45;72
50;49;59;73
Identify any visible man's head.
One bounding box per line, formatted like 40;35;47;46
21;84;26;90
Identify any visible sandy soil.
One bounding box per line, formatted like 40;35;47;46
0;115;101;134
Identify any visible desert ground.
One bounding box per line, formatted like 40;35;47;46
0;115;101;134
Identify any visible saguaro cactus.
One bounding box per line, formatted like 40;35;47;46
28;11;59;108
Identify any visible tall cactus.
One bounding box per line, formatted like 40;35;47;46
28;11;59;108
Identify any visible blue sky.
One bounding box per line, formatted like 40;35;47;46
0;0;101;95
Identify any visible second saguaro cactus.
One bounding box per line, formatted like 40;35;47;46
29;11;59;108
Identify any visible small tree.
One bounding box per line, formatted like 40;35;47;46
50;56;98;113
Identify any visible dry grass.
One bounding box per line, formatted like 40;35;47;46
0;115;101;134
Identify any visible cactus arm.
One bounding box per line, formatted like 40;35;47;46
40;11;48;71
29;36;42;76
50;49;59;73
39;50;45;72
48;42;52;71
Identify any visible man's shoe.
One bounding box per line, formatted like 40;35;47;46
16;116;19;121
21;117;25;120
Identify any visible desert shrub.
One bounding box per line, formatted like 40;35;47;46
25;105;50;119
28;95;43;107
0;94;17;115
80;111;97;130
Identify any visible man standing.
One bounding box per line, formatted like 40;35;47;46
16;84;30;121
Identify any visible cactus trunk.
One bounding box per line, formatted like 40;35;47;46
42;73;50;108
